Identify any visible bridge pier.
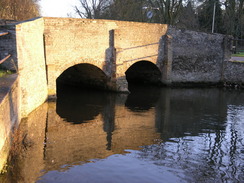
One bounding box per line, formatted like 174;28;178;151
104;30;129;93
115;76;129;93
157;35;173;85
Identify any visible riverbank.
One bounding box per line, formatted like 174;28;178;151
0;74;19;173
0;70;13;78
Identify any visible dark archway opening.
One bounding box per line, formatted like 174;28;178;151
57;63;109;91
56;64;111;124
125;61;162;112
125;61;162;86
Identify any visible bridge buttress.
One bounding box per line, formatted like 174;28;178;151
157;35;173;85
105;29;129;93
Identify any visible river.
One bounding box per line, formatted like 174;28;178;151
1;86;244;183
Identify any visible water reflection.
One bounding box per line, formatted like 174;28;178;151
56;86;108;124
155;88;228;140
125;84;160;112
2;87;244;183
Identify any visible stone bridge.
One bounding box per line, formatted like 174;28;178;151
1;17;174;93
42;18;171;94
1;17;243;117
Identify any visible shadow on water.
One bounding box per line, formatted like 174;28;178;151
57;83;161;123
56;85;111;124
125;84;161;112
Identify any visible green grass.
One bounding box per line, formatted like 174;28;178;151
0;70;13;77
232;51;244;57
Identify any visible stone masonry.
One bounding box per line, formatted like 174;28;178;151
43;18;169;95
0;17;242;119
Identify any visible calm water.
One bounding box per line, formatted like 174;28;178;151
1;86;244;183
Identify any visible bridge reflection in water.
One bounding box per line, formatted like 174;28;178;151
2;87;244;183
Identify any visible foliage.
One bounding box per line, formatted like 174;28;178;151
223;0;244;39
0;0;40;21
0;70;13;77
73;0;244;39
198;0;224;33
75;0;111;19
75;0;147;21
147;0;183;24
176;2;199;30
103;0;146;22
0;64;13;77
232;52;244;57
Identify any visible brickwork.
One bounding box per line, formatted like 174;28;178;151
15;18;48;117
43;18;168;94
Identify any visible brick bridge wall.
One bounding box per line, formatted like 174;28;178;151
0;18;47;118
43;18;169;95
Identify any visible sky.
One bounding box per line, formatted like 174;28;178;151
39;0;79;18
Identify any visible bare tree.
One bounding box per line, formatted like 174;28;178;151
176;2;199;30
147;0;183;24
102;0;146;22
223;0;244;38
75;0;111;19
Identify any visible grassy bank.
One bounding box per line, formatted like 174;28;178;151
0;70;13;77
232;51;244;57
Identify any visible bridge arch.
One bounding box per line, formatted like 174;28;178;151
125;60;162;85
56;63;110;91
